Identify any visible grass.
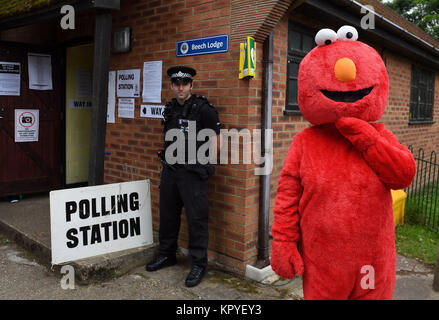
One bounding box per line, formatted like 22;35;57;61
391;179;439;265
394;181;439;265
405;183;439;231
395;223;439;265
0;234;11;246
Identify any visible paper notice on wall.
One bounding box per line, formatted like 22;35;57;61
0;62;20;96
107;71;116;123
117;69;140;98
28;53;53;90
118;98;135;119
76;68;92;98
140;105;164;119
142;61;162;103
15;109;39;142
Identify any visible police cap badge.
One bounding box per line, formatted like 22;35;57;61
167;66;196;83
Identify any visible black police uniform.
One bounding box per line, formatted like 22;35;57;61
159;93;221;268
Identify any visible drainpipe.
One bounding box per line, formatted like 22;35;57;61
255;30;273;269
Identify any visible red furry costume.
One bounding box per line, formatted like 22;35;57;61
270;27;416;300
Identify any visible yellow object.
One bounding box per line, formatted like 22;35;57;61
239;42;245;79
391;189;407;226
334;57;357;82
239;36;256;79
65;44;94;184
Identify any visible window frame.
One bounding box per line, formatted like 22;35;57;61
409;65;435;125
284;22;317;116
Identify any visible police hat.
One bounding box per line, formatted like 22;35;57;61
167;66;196;82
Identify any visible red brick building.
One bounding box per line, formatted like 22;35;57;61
0;0;438;275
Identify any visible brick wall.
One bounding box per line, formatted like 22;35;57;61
383;50;439;155
105;0;267;274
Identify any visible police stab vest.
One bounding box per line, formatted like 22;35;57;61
162;95;216;174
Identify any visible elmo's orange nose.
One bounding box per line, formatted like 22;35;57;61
334;57;356;82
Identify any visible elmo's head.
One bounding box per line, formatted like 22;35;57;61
298;26;389;125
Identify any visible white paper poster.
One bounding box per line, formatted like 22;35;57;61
50;180;153;265
117;69;140;98
140;105;164;119
142;61;162;103
15;109;39;142
118;98;135;119
0;62;20;96
76;68;92;98
28;53;53;91
107;71;116;123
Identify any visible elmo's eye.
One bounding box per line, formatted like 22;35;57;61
337;26;358;41
315;29;338;46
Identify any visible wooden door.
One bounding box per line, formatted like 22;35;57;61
0;41;63;197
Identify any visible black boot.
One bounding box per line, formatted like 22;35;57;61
185;265;206;287
146;255;177;272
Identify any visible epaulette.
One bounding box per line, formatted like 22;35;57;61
195;95;215;108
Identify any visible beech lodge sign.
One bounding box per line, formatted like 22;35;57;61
50;180;153;265
176;34;229;57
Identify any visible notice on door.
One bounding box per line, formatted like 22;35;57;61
0;62;20;96
15;109;39;142
50;180;153;265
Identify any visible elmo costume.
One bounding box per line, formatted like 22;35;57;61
270;26;416;300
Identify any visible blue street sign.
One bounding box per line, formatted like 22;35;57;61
176;34;229;57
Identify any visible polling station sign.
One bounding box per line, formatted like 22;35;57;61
50;180;153;265
177;34;228;57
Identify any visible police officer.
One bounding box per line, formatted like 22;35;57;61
146;66;221;287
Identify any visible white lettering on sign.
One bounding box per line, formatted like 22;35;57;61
50;180;153;265
192;41;224;51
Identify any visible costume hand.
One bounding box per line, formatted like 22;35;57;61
271;241;304;279
335;116;380;152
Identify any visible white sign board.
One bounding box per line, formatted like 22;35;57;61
15;109;39;142
142;61;162;103
117;69;140;98
140;105;164;119
0;62;20;96
50;180;153;265
28;53;53;91
118;98;135;119
107;71;116;123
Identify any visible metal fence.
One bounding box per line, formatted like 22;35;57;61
405;146;439;233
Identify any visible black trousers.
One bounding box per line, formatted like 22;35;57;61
158;165;209;267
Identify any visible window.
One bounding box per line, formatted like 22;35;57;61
285;22;316;115
409;65;435;124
